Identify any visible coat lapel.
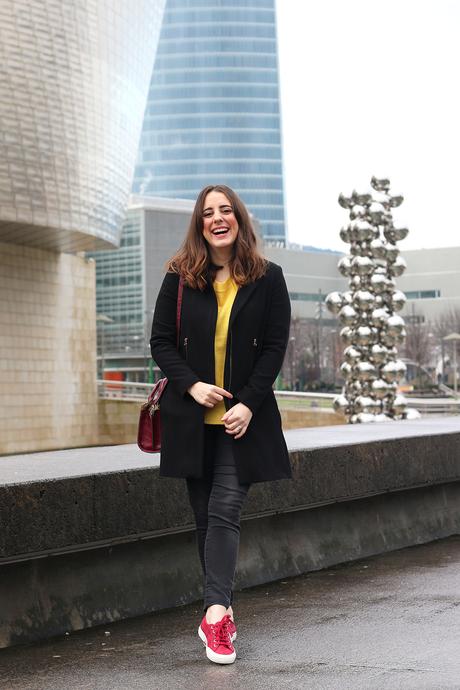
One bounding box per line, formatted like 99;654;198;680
229;281;259;329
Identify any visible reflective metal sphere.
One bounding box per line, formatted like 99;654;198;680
349;204;367;220
370;176;391;192
370;307;390;327
403;408;422;420
351;220;375;241
390;290;407;311
353;290;375;311
338;193;353;209
355;325;374;346
371;379;391;399
370;273;387;293
340;326;354;345
369;238;386;259
340;225;352;243
381;361;405;383
325;291;344;315
352;190;373;206
340;361;353;379
386;314;406;336
389;256;407;277
370;343;388;364
344;346;362;365
355;396;377;413
374;413;392;422
392;395;407;415
338;256;352;276
389;194;404;208
355;361;377;380
339;305;358;326
391;226;409;241
333;395;349;413
371;190;390;207
368;201;386;224
348;380;363;394
356;412;376;423
351;255;375;275
384;242;399;263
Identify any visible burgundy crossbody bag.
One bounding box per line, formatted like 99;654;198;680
137;277;184;453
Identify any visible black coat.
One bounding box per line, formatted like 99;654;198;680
150;261;292;483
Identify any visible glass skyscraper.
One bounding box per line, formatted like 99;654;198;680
132;0;286;244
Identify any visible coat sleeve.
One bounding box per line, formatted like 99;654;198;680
150;272;200;397
235;264;291;414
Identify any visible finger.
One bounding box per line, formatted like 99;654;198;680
225;427;238;435
226;422;245;436
213;386;233;398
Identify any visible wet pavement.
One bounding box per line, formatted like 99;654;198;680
1;537;460;690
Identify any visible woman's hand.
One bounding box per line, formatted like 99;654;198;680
221;403;253;439
187;382;233;408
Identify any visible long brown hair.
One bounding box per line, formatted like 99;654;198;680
166;185;268;290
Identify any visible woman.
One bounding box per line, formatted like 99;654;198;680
150;184;292;665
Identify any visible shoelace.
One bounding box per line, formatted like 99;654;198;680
210;615;232;648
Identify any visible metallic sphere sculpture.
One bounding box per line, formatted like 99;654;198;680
327;177;420;423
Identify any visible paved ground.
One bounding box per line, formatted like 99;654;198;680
1;537;460;690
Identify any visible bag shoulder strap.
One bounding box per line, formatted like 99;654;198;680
176;276;184;349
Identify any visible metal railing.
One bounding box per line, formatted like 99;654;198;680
97;379;152;401
97;380;460;415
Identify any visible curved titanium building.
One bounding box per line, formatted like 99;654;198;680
0;1;166;456
133;0;286;244
0;0;165;252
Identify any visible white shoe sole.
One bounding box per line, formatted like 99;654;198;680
198;625;236;664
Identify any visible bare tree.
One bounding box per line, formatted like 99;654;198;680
432;307;460;385
403;315;432;371
432;307;460;340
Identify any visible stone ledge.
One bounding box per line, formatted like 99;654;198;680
1;417;459;563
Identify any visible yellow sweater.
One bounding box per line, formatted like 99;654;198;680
204;275;238;425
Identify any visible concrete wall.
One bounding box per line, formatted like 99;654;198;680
95;398;344;447
1;418;459;648
0;242;99;454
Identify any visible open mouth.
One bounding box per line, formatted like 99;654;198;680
212;227;230;237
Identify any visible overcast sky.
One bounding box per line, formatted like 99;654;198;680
276;0;460;252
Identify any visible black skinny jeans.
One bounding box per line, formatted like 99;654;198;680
186;424;251;611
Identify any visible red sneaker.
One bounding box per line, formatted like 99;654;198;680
227;617;237;642
198;614;236;664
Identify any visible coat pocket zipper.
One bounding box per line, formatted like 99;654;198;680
183;337;188;360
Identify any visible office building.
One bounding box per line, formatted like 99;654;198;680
133;0;287;244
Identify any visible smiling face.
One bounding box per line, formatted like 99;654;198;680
201;190;239;254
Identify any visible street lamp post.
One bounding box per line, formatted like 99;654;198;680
443;333;460;396
289;336;296;390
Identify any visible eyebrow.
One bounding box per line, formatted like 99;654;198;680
203;204;233;212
